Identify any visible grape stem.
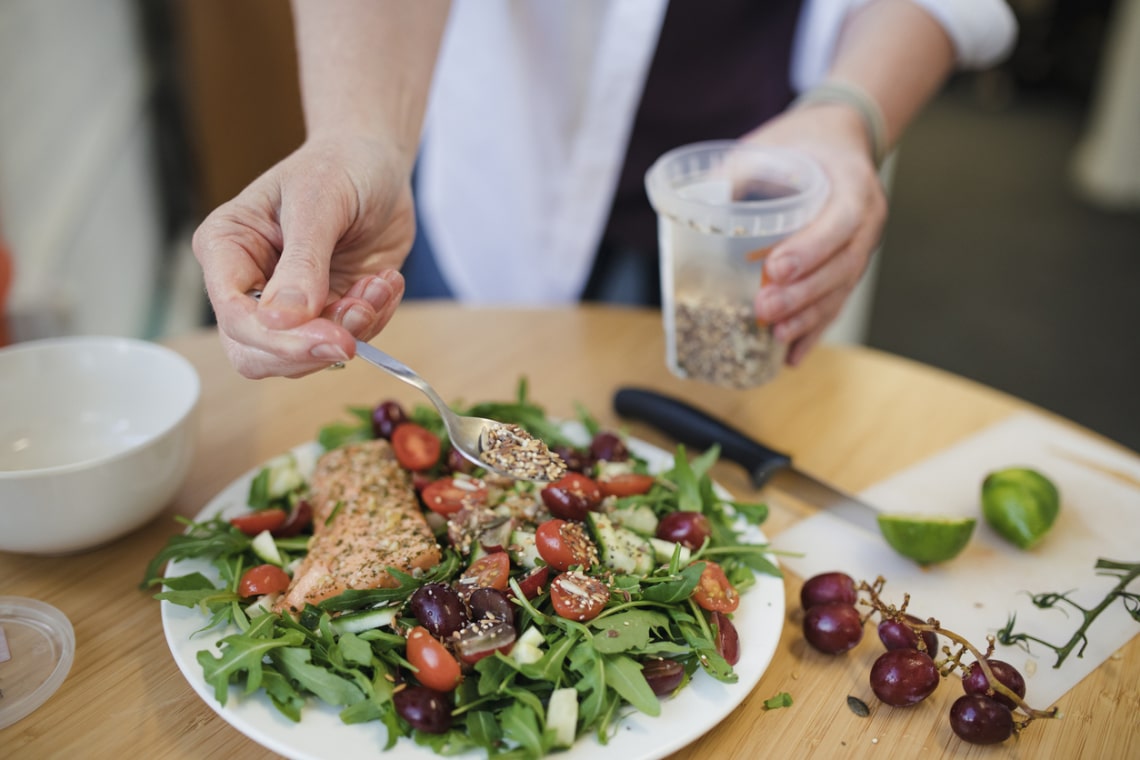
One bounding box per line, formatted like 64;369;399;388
857;578;1062;733
995;558;1140;668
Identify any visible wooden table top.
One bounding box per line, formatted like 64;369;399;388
2;303;1136;759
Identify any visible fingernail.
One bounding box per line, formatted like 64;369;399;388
311;343;350;362
266;288;307;311
362;276;391;306
340;305;372;334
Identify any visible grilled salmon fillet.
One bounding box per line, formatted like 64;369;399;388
275;439;441;614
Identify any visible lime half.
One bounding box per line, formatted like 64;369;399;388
877;514;976;565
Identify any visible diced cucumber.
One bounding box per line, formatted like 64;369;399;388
546;688;578;749
330;607;397;635
586;513;654;575
609;504;659;536
508;530;541;569
649;537;691;565
265;453;305;499
251;529;283;566
511;626;546;665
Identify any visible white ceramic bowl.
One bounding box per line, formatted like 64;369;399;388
0;336;200;554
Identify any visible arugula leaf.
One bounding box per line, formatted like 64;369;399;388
271;647;366;707
602;654;660;717
141;516;251;588
318;551;463;611
500;700;547;759
590;610;670;654
197;626;306;704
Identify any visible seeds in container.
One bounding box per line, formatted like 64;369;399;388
479;423;567;482
673;292;784;388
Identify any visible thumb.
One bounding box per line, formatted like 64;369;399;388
257;189;345;329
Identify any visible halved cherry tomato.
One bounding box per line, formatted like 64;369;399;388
541;473;603;521
230;508;287;536
406;626;462;692
271;500;313;537
420;476;489;516
691;561;740;613
549;571;610;622
237;564;291;597
391;423;442;471
710;610;740;665
512;565;550;600
535;519;596;572
460;552;511;592
598;473;656;498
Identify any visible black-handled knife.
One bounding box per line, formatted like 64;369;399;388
613;387;880;533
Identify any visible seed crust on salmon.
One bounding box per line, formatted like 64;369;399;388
275;439;440;614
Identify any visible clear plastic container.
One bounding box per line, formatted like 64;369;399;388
645;141;829;387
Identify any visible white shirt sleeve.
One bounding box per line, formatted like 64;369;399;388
791;0;1018;92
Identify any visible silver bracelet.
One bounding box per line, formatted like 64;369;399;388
793;81;888;168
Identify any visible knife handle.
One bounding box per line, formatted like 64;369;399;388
613;387;791;487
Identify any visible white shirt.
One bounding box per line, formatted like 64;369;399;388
417;0;1017;304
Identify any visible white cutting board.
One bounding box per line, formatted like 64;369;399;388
773;411;1140;708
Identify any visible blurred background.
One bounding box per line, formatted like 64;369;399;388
0;0;1137;452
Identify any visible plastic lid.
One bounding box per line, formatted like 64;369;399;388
0;597;75;729
645;140;829;238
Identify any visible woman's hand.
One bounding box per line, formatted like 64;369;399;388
192;135;416;378
742;102;888;367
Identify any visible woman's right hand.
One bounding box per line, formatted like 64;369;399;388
192;134;416;379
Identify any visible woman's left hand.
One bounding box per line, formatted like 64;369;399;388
742;102;888;366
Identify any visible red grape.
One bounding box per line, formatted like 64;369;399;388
371;400;408;439
803;602;863;654
877;614;939;655
800;572;857;610
961;659;1026;710
949;695;1014;745
641;658;685;696
394;685;453;733
869;649;940;706
655;511;712;550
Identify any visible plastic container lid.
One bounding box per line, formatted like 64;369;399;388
0;597;75;729
645;140;829;239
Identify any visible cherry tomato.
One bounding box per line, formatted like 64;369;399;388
710;610;740;665
535;519;595;572
237;564;291;597
271;500;313;537
655;511;712;550
549;571;610;622
460;552;511;592
230;508;287;536
691;561;740;613
598;473;656;498
391;423;442;471
406;626;462;692
512;565;550;600
420;477;489;515
541;473;603;521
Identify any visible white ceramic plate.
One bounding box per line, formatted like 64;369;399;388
162;431;784;760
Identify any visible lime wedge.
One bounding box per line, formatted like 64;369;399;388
877;514;976;565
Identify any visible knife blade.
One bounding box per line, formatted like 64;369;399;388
612;387;880;534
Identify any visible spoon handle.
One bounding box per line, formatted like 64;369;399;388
354;340;451;414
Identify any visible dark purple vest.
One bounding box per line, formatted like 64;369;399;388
600;0;805;258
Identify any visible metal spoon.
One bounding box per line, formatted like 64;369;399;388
354;339;551;481
247;289;562;482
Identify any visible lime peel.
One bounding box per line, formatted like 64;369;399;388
877;513;976;565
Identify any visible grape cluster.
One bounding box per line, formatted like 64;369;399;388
799;572;1059;745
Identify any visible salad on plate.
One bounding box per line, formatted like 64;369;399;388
145;382;781;759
